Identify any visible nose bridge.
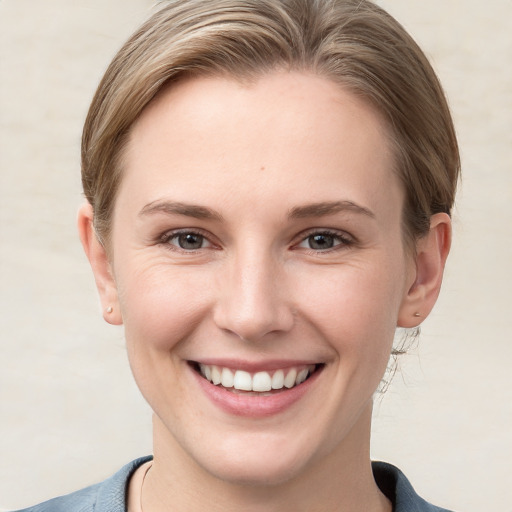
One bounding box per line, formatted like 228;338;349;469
214;244;293;341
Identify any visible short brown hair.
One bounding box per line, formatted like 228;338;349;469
82;0;460;246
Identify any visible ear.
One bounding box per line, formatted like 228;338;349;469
397;213;452;328
77;202;123;325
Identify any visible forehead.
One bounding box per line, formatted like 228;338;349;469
120;71;402;220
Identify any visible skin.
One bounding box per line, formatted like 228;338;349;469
79;71;451;512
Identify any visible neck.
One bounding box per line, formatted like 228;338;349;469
142;405;391;512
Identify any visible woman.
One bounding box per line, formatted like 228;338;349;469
16;0;459;511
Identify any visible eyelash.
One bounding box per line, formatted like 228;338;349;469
294;229;355;253
158;228;355;253
159;229;214;252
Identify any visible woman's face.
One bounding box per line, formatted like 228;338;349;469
102;72;418;484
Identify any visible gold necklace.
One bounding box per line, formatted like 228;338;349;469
139;463;152;512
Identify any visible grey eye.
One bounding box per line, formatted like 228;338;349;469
307;234;336;250
172;233;206;250
297;231;352;252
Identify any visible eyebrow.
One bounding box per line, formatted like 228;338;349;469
139;199;374;222
139;200;224;221
288;200;375;219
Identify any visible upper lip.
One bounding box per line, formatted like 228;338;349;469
189;358;323;372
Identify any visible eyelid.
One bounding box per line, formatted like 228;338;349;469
159;228;218;251
156;227;355;253
293;228;355;251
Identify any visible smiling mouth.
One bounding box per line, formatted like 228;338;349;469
191;363;321;395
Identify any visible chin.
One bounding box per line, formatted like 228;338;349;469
201;449;309;487
185;427;326;488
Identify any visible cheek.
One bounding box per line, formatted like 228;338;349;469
115;264;212;416
116;261;214;351
293;259;405;355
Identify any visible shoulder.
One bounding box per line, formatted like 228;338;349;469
372;461;456;512
11;456;152;512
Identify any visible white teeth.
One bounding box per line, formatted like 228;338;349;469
233;370;252;391
221;367;234;388
253;371;272;392
211;365;222;385
296;369;309;385
198;364;316;392
271;369;284;389
283;368;297;388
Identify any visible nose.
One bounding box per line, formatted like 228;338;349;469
213;250;294;342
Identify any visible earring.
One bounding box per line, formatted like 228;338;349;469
106;306;113;314
413;312;421;317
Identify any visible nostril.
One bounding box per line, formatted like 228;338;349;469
213;306;295;343
212;270;294;341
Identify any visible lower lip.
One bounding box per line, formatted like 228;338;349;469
191;366;322;418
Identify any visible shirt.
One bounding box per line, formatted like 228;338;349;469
12;457;455;512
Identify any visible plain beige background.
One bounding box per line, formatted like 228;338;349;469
0;1;511;510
